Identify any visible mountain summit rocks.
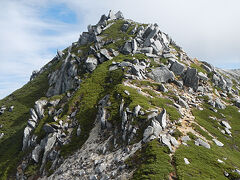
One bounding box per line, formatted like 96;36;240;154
0;10;239;180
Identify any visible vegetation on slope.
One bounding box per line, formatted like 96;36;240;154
60;54;127;157
174;102;240;179
0;59;61;179
127;139;173;180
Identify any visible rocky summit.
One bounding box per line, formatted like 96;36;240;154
0;10;240;180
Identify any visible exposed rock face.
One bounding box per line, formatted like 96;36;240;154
161;134;173;152
2;10;240;180
215;98;226;109
30;70;39;81
143;126;154;143
183;68;199;91
35;100;47;119
178;97;189;109
86;56;98;72
157;109;167;129
40;133;57;172
32;145;43;163
195;138;211;149
212;139;224;147
22;126;32;150
151;119;162;137
97;95;110;129
198;72;208;81
221;121;231;129
46;53;81;97
170;61;186;75
147;66;175;83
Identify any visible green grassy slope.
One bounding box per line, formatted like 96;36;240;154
0;60;60;179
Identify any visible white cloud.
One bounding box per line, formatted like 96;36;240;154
0;0;240;99
0;0;81;99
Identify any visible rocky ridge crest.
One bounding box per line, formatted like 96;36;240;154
0;10;240;180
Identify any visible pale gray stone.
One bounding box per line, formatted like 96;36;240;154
122;41;132;54
170;61;186;75
115;11;124;19
183;68;199;91
86;57;98;72
181;136;191;142
109;65;118;71
140;47;153;54
143;126;154;142
184;158;190;165
215;98;226;109
170;136;179;147
32;145;42;163
40;133;57;172
30;108;38;122
157;109;167;129
221;121;231;129
108;10;116;20
100;49;113;60
178;97;189;109
195;138;210;149
95;163;107;174
158;84;168;92
28;120;37;129
212;138;224;147
34;100;47;119
147;66;175;83
151;119;162;137
198;72;208;81
22;126;33;150
161;134;173;152
134;105;141;117
77;125;81;136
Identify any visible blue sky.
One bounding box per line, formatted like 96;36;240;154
0;0;240;99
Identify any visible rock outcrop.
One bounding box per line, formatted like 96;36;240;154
0;10;239;180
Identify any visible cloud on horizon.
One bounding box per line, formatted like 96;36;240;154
0;0;240;99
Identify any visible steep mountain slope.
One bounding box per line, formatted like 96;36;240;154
0;10;240;180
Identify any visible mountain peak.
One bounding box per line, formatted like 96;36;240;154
0;10;240;180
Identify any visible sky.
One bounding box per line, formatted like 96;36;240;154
0;0;240;99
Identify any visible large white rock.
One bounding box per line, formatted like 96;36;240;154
212;139;224;147
170;136;179;147
147;66;175;83
85;57;98;72
170;61;186;75
115;11;124;19
143;126;154;142
195;138;210;149
151;119;162;137
198;72;208;81
184;158;190;165
221;121;231;129
30;108;38;122
178;97;189;109
34;100;47;119
22;126;33;150
40;133;57;172
133;105;141;117
32;145;42;163
108;10;116;20
161;134;173;152
157;109;167;129
100;49;112;60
